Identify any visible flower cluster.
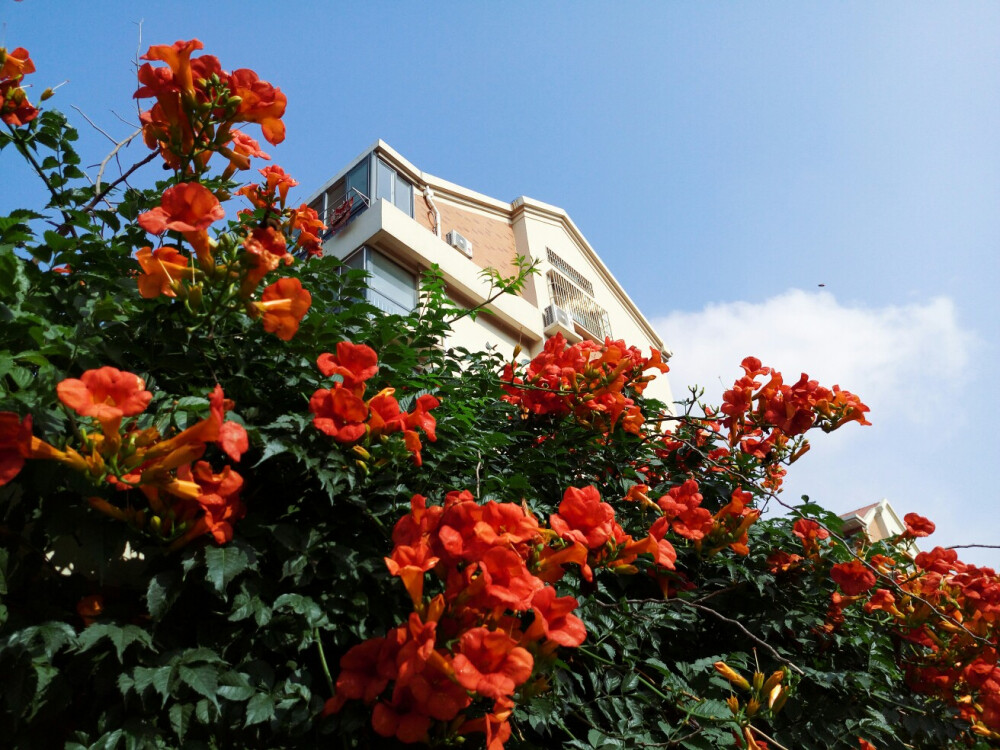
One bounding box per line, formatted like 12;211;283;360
134;39;285;172
0;367;248;548
328;484;678;748
237;164;325;258
860;527;1000;741
714;660;789;749
721;356;870;443
309;342;440;466
628;480;761;559
132;40;318;342
772;509;1000;742
548;485;678;579
501;333;669;434
650;358;871;492
0;46;40;126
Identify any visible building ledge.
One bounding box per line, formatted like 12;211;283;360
324;199;544;345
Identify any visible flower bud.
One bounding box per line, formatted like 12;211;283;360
186;284;203;311
752;671;765;693
726;695;740;715
714;662;751;691
761;670;784;696
768;685;788;713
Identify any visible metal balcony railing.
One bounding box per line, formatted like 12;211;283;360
546;269;612;339
321;187;371;238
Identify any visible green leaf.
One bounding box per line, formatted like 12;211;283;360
178;664;219;707
204;544;250;596
169;702;194;743
194;697;215;724
43;229;75;253
76;623;153;661
244;692;275;727
0;246;31;300
147;572;181;619
217;684;254;702
272;593;329;628
132;665;173;704
229;589;272;627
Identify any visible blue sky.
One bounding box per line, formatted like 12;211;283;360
2;2;998;562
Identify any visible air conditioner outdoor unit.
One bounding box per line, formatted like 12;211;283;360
543;304;572;332
446;230;473;258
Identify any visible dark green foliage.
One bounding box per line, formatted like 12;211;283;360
0;110;988;750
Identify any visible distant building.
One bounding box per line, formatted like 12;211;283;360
305;141;675;407
840;498;907;544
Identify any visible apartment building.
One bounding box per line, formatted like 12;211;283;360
305;141;675;407
840;498;907;543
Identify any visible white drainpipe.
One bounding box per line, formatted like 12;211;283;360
423;186;441;238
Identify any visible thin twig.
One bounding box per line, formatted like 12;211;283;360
93;128;142;195
6;122;78;238
133;19;144;120
70;105;118;145
110;109;138;129
77;149;157;216
749;725;792;750
676;599;805;676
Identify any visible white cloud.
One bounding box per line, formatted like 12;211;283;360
651;290;999;566
654;289;975;423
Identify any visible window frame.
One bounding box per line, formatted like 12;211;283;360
374;157;414;218
341;246;418;316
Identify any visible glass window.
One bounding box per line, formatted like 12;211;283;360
345;158;370;207
369;251;417;315
343;248;366;271
394;175;413;215
374;157;415;219
341;247;416;316
376;160;394;205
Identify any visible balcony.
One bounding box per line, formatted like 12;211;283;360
313;152;415;239
320;187;370;238
546;269;612;339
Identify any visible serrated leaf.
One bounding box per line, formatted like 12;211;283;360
179;664;219;707
174;396;209;410
132;665;173;704
244;692;275;727
273;593;328;628
23;621;77;659
169;702;194;743
218;684;254;702
76;623;153;662
178;647;225;665
204;544;250;596
254;437;290;466
147;571;181;619
88;728;125;749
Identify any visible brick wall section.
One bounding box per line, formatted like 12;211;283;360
412;194;538;307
